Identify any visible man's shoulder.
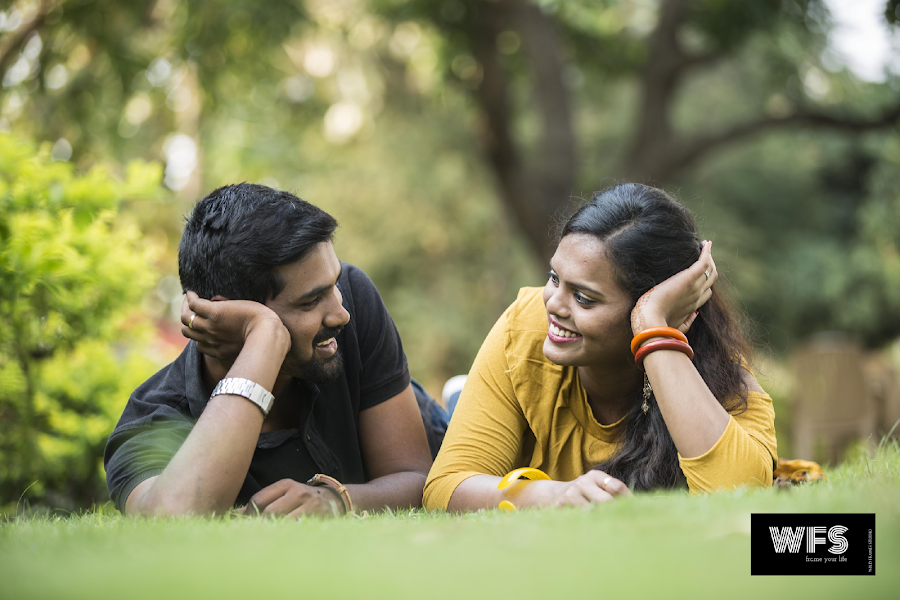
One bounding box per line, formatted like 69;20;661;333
338;263;378;296
332;263;409;400
337;263;388;317
121;343;196;420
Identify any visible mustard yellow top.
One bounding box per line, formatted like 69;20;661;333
423;287;778;510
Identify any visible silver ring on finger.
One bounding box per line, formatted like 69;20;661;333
189;313;196;330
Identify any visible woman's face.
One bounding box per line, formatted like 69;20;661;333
542;233;635;368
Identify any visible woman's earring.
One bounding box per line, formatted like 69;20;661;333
642;374;652;415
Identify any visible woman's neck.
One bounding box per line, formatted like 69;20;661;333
578;361;642;425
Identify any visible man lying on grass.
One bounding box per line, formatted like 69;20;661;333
104;183;441;518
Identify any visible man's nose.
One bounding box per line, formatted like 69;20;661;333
324;286;350;329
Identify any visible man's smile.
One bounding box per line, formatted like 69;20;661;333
315;337;338;357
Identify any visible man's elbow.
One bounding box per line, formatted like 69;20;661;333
404;471;427;508
125;479;232;517
387;470;427;509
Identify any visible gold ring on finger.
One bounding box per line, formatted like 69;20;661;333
189;313;196;330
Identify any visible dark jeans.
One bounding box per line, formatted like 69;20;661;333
411;379;450;460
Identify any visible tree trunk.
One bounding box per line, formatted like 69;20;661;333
470;0;575;263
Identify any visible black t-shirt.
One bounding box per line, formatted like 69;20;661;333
103;263;411;513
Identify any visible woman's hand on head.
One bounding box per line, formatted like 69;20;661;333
630;241;718;336
180;291;290;362
553;470;631;507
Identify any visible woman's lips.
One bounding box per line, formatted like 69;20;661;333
547;319;582;344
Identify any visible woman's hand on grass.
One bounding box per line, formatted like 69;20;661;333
552;470;631;507
181;291;289;362
630;240;718;336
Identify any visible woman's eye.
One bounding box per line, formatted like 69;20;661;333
574;292;596;306
548;271;559;286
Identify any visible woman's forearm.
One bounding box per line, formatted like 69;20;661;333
642;350;730;458
447;475;566;512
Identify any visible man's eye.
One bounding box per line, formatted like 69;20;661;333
301;295;322;308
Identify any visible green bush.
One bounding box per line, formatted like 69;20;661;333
0;133;165;512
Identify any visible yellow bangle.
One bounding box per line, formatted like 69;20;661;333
497;467;550;511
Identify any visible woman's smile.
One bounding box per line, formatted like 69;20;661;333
547;317;582;343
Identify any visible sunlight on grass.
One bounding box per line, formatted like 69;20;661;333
1;443;898;599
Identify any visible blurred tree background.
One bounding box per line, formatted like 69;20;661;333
2;0;900;510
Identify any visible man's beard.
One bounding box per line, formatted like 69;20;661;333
288;326;345;385
300;347;344;385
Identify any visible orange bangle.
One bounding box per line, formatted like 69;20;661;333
634;339;694;371
630;327;688;356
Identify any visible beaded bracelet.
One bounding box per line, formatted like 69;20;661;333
630;326;688;356
307;474;354;515
634;338;694;371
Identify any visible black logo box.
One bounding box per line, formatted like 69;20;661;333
751;513;875;576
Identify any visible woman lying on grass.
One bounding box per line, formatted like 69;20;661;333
424;183;777;512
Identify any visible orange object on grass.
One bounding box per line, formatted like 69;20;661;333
773;458;826;486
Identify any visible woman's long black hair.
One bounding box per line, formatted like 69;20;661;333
560;183;751;491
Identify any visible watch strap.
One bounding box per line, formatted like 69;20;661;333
210;377;275;416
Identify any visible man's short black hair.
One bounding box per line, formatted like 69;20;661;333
178;183;338;302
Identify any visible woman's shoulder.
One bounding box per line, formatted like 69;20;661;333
493;287;555;368
504;287;548;332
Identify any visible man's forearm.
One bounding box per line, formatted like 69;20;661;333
134;396;265;515
344;471;428;512
128;321;290;516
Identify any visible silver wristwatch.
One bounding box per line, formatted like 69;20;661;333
210;377;275;417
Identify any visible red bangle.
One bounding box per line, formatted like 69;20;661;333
634;339;694;371
630;327;688;355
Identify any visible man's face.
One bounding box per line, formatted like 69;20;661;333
265;241;351;384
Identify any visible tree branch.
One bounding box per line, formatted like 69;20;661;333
513;0;575;230
624;0;696;176
0;0;56;76
469;0;576;262
471;2;520;190
673;49;723;74
667;102;900;177
650;0;693;53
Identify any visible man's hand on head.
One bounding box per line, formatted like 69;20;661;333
232;479;344;519
181;291;290;362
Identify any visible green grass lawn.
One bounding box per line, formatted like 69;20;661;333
2;444;898;600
